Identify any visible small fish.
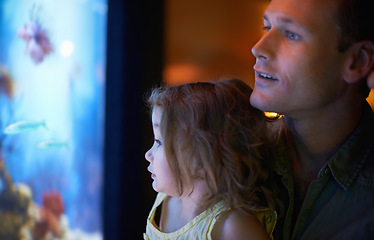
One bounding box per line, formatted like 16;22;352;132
36;140;68;149
3;120;48;134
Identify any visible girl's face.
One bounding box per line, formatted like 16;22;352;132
145;106;178;196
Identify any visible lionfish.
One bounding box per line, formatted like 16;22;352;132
17;4;53;64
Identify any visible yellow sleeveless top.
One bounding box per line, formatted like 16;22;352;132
143;193;277;240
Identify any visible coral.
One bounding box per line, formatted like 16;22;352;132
0;185;34;240
0;158;68;240
31;191;65;239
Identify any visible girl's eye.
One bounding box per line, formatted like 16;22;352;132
285;31;300;40
154;139;162;148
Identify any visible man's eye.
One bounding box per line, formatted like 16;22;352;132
263;26;271;32
285;31;299;40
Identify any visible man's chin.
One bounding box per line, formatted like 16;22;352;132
249;91;275;112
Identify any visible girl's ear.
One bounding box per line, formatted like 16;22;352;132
343;41;374;84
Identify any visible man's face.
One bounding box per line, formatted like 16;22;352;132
250;0;349;119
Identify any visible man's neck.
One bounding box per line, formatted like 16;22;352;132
284;102;362;163
284;99;363;200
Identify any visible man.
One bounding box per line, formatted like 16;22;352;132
250;0;374;239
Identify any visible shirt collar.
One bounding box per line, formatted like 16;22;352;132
274;102;374;190
327;102;374;190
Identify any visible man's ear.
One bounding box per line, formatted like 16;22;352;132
368;70;374;89
343;41;374;84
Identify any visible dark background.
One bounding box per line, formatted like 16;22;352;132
103;0;163;238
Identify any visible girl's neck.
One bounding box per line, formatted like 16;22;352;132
160;180;210;233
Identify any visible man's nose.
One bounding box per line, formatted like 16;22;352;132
251;29;276;61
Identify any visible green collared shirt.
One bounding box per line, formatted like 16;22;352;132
273;102;374;240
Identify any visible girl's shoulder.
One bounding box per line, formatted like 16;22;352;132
211;208;276;240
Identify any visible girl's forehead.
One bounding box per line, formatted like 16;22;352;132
152;106;163;129
152;106;163;120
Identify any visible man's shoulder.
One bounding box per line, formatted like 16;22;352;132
353;103;374;186
357;148;374;187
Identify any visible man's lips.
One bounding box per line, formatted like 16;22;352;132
255;70;278;81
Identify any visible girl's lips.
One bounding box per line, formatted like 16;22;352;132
147;167;156;179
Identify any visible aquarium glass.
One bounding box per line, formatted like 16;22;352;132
0;0;107;239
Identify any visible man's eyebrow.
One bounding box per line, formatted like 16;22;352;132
263;14;295;24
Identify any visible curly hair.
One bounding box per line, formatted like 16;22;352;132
147;79;278;212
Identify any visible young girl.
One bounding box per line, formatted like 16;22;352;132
144;79;278;240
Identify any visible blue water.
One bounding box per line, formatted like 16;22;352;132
0;0;107;236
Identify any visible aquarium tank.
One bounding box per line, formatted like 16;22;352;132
0;0;107;239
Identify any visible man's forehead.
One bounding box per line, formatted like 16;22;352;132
264;0;336;27
266;0;333;14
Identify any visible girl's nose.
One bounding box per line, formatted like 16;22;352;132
145;148;153;163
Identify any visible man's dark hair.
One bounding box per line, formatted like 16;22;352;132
333;0;374;52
